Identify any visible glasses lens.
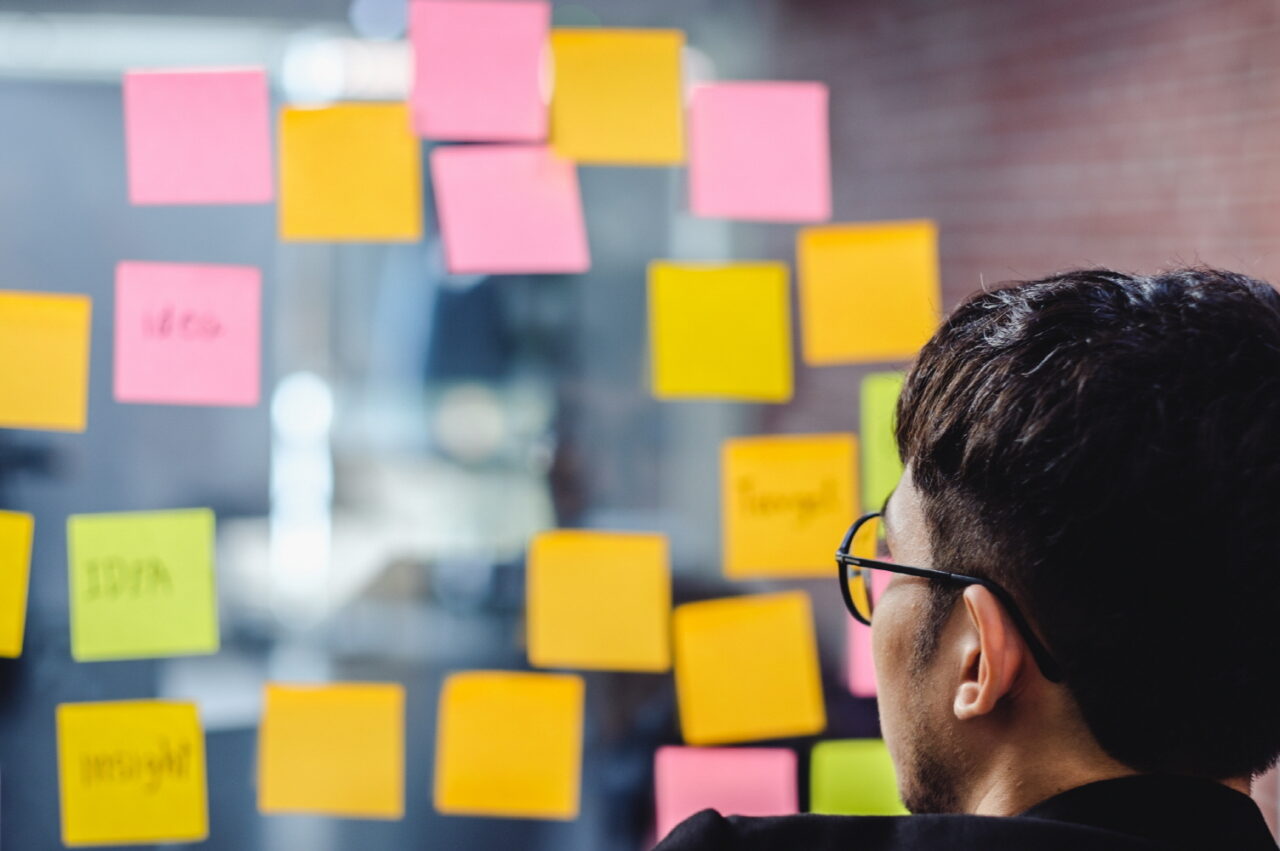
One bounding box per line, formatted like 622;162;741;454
844;515;883;623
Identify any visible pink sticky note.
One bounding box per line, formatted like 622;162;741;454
410;1;550;141
655;746;798;839
688;82;830;222
431;145;590;274
123;68;273;205
846;571;891;697
114;261;261;406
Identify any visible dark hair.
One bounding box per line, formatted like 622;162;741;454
896;267;1280;779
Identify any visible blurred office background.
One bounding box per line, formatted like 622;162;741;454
0;0;1278;847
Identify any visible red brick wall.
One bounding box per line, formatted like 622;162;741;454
765;0;1280;428
767;0;1280;830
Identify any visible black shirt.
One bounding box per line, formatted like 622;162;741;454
654;775;1278;850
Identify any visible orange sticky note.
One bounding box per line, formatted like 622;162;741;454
527;530;670;671
550;29;685;164
258;683;405;819
649;262;793;402
674;591;826;745
0;291;91;432
0;511;33;657
57;700;208;846
434;671;584;819
798;220;940;364
722;434;857;579
279;103;423;241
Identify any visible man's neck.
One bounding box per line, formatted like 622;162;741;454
962;745;1250;816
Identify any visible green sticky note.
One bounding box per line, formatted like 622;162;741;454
67;509;219;661
860;372;905;513
810;739;907;815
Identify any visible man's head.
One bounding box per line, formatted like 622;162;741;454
870;267;1280;814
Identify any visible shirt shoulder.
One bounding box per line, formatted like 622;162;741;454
652;810;1175;851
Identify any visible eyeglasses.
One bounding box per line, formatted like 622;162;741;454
835;512;1064;683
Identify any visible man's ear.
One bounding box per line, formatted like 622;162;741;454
953;584;1025;721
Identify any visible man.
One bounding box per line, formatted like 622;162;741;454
657;268;1280;849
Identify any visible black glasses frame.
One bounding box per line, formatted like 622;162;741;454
836;511;1064;683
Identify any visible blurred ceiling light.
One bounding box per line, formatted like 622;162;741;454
434;383;507;465
0;13;305;81
271;371;334;442
348;0;407;40
280;32;347;104
683;44;715;102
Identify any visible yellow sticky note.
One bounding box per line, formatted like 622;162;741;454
279;103;424;241
861;371;905;513
527;530;670;671
810;739;907;815
798;220;941;364
0;511;33;657
258;682;405;819
57;700;208;846
435;671;584;819
674;591;826;745
550;29;684;164
649;262;793;402
723;434;857;579
0;291;91;432
67;509;219;661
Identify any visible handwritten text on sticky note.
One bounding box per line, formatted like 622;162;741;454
0;291;91;432
123;68;273;205
410;1;550;141
655;746;798;839
527;530;670;671
279;103;424;241
435;671;584;819
674;591;826;746
550;29;685;164
0;511;33;657
649;262;793;402
723;434;857;578
258;683;405;819
57;700;208;846
114;261;261;406
798;220;940;364
689;82;830;222
67;509;219;661
431;145;589;274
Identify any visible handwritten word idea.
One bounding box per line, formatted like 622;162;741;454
115;261;261;406
67;509;219;661
57;700;208;846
